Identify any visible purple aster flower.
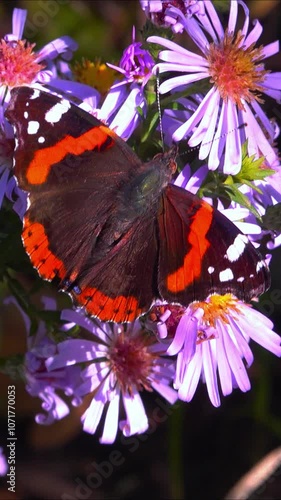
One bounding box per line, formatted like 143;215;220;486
148;0;281;174
152;294;281;407
140;0;206;33
0;8;78;131
6;296;81;426
2;8;77;88
25;326;81;425
46;309;178;444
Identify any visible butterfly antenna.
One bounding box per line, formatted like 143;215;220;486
156;69;165;153
178;122;248;159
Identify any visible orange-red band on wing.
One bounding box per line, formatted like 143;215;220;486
26;125;114;185
23;218;143;322
167;202;213;293
23;217;66;280
74;286;142;323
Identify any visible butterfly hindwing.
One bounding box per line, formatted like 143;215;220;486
70;214;159;322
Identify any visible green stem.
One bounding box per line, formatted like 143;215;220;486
168;403;185;499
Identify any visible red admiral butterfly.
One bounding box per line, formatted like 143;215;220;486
5;86;270;322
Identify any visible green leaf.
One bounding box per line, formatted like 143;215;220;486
233;141;275;183
223;184;262;221
140;109;160;143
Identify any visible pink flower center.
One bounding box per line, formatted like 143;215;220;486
149;304;186;338
0;39;44;88
109;331;156;394
207;31;268;110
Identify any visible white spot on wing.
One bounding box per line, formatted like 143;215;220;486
45;99;71;124
208;266;215;274
30;89;40;100
27;121;40;135
256;261;265;273
237;276;245;282
24;111;28;119
38;136;45;143
219;268;234;282
225;234;248;262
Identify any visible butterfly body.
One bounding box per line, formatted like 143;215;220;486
5;86;270;322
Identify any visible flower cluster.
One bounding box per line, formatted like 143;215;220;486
1;2;281;444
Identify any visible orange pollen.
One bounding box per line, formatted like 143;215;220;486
207;30;268;110
192;293;243;328
108;331;156;394
0;39;44;88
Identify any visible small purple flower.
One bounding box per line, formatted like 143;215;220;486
148;0;281;173
153;295;281;407
108;27;154;87
97;26;154;139
46;309;178;444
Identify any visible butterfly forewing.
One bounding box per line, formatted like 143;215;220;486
6;86;142;192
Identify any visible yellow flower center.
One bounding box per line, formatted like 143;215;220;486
73;58;120;96
207;31;268;110
192;293;242;328
0;39;44;88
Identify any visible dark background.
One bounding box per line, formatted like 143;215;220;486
1;1;281;499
